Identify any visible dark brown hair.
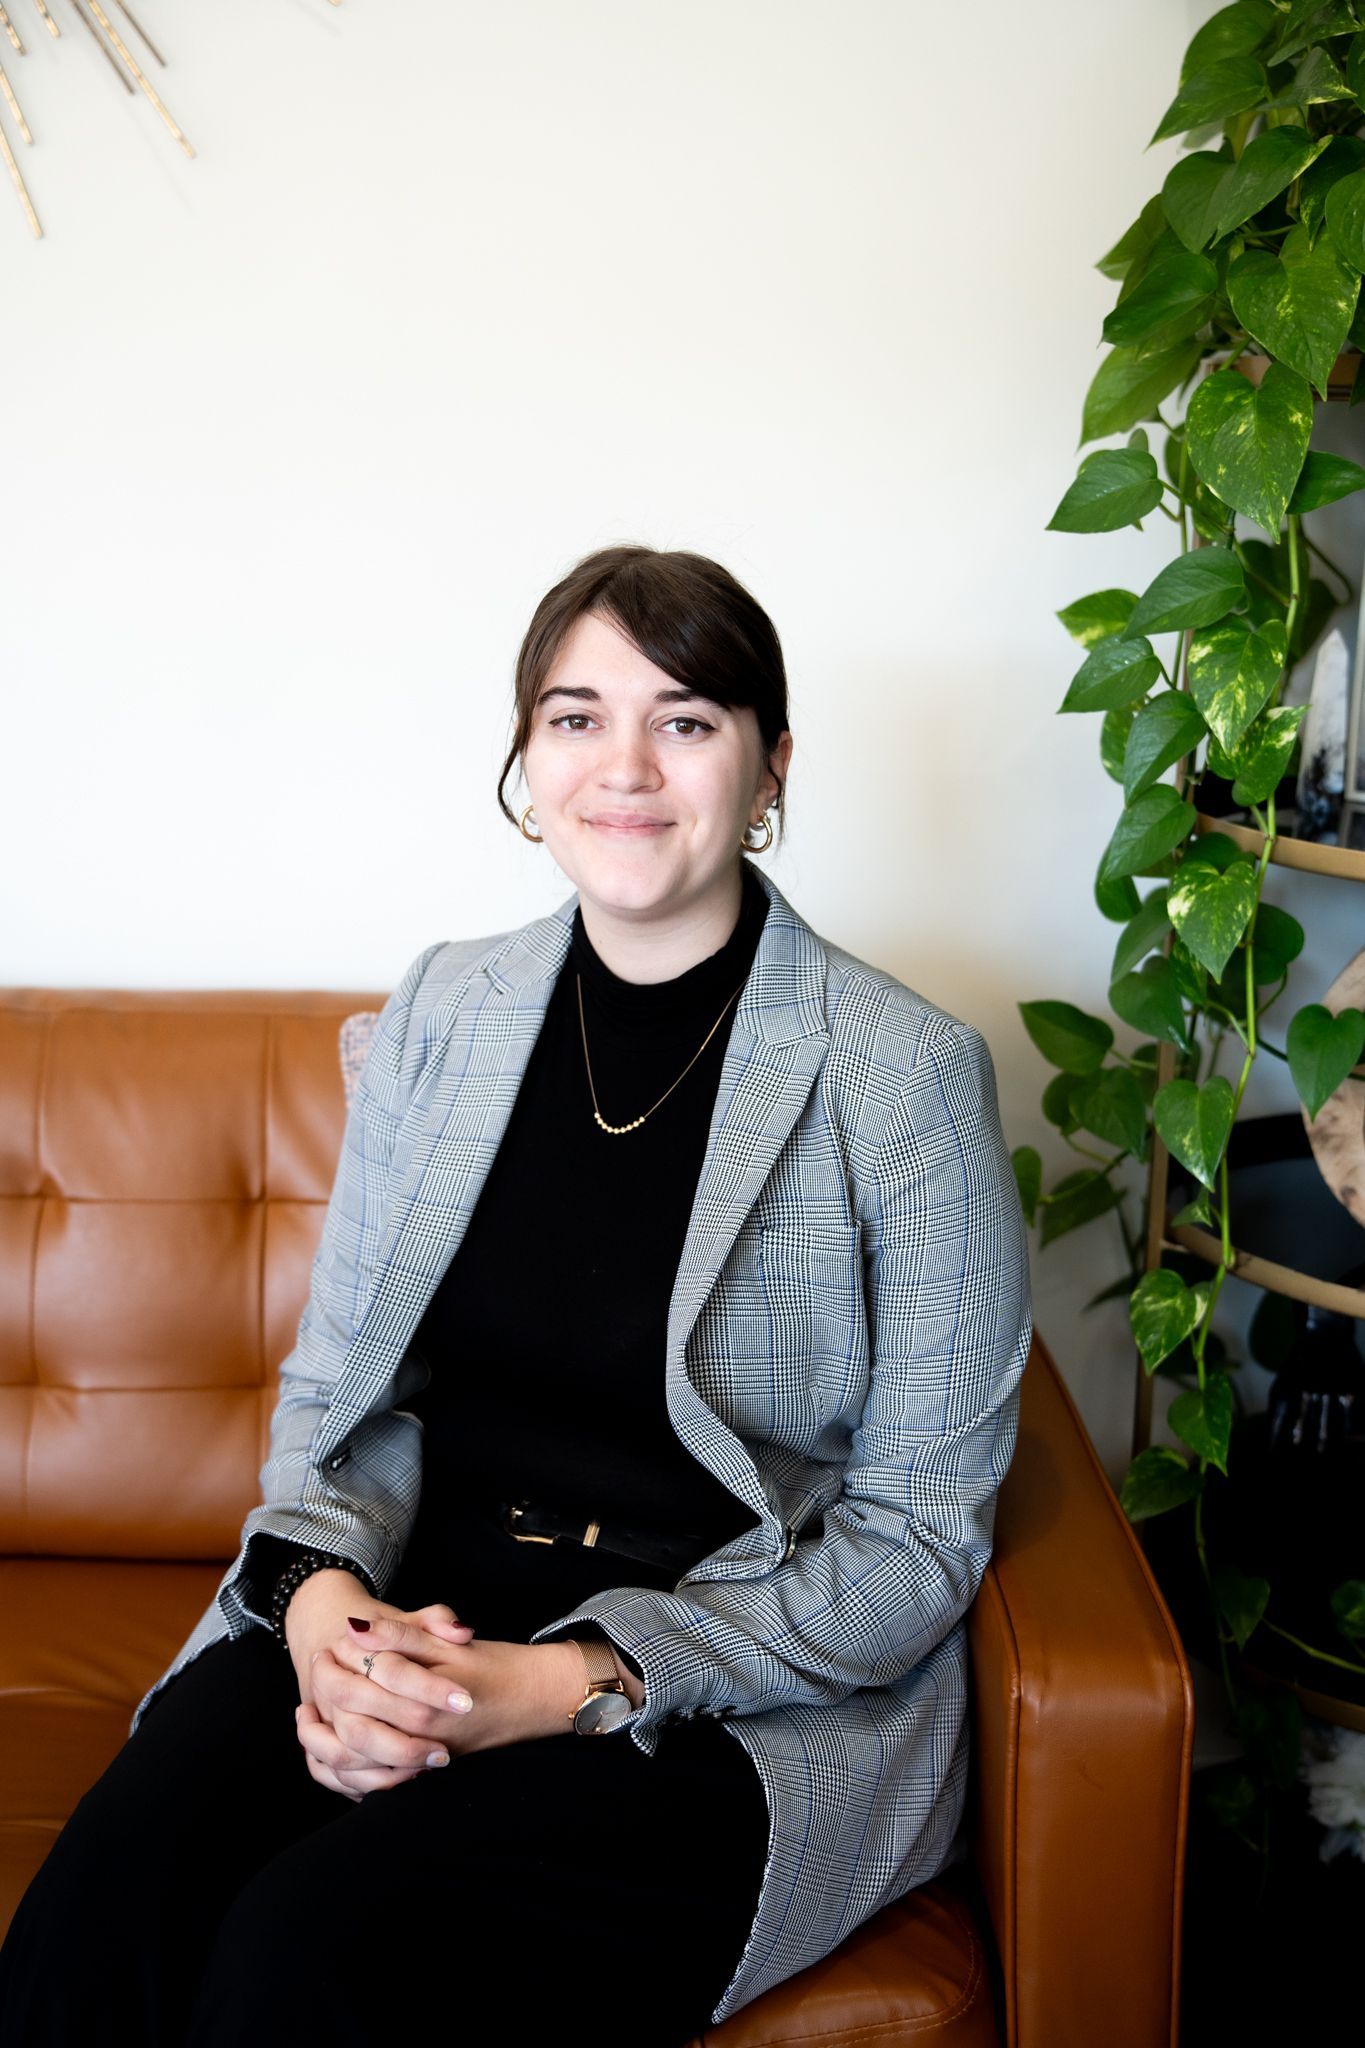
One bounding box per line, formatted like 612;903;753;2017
496;544;791;843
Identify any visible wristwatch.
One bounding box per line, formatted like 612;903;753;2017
566;1636;633;1735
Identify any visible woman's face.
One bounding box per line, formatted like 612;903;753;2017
520;609;790;931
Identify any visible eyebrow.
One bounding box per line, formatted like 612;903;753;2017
538;683;723;709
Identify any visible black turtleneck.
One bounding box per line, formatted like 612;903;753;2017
368;859;773;1636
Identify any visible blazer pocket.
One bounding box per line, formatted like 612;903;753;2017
756;1219;868;1431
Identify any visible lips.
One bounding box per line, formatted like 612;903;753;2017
585;814;671;830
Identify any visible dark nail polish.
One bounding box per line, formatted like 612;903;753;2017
347;1616;371;1631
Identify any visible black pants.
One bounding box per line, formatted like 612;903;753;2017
0;1545;771;2047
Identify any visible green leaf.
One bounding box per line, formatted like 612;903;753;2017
1098;783;1199;882
1018;1000;1114;1074
1167;858;1259;978
1056;588;1139;647
1110;955;1192;1051
1079;340;1206;446
1219;702;1306;802
1226;224;1361;399
1181;3;1276;80
1298;133;1365;242
1120;1445;1203;1521
1111;886;1173;979
1326;164;1365;272
1101;704;1137;784
1012;1145;1042;1225
1102;251;1219;352
1097;194;1170;285
1095;869;1141;922
1038;1169;1123;1250
1262;42;1357;109
1131;1268;1211;1373
1041;1071;1082;1132
1181;829;1245;872
1286;450;1365;516
1187;614;1287;750
1154;1075;1237;1188
1047;448;1165;532
1286;1002;1365;1117
1122;692;1209;800
1060;634;1163;714
1346;21;1365;99
1169;1372;1235;1473
1212;1564;1271;1650
1169;935;1209;1007
1212;127;1330;241
1069;1065;1150;1158
1185;362;1314;538
1330;1579;1365;1642
1246;901;1305;975
1127;546;1245;636
1163;149;1237;254
1150;57;1269;145
1269;2;1359;66
1170;1186;1214;1227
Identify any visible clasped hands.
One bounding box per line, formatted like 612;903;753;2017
290;1580;593;1803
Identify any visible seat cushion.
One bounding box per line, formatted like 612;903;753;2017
0;1557;226;1931
693;1870;1001;2045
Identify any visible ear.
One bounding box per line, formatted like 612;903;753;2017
760;729;794;809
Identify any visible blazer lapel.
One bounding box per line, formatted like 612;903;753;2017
660;882;831;1531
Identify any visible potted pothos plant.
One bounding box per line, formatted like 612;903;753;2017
1018;0;1365;1868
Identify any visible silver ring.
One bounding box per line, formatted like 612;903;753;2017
361;1653;376;1679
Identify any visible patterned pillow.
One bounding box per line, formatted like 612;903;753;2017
339;1012;380;1109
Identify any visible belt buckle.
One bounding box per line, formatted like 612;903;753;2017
504;1500;603;1548
504;1501;555;1545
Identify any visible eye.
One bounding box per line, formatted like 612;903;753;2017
547;713;596;732
662;716;713;736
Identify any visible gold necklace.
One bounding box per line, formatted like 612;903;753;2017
576;973;746;1134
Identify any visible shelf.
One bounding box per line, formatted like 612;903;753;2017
1193;810;1365;882
1161;1218;1365;1320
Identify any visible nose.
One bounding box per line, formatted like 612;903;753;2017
597;723;662;791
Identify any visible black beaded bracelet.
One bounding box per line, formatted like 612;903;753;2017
269;1548;378;1645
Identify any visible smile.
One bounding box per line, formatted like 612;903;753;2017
584;816;672;834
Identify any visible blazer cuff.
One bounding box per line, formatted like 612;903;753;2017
528;1587;733;1748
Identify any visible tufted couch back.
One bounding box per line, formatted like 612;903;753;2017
0;988;382;1561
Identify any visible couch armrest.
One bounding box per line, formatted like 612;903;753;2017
966;1333;1194;2048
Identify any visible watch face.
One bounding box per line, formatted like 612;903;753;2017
574;1688;632;1735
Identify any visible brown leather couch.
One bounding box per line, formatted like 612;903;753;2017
0;987;1194;2045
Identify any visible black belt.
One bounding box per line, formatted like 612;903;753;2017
496;1497;705;1574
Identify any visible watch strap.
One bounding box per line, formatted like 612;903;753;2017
567;1636;627;1730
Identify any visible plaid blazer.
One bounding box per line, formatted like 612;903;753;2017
131;867;1033;2025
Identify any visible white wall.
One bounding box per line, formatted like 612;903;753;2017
4;0;1356;1480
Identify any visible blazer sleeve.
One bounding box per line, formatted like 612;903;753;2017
229;940;447;1618
529;1020;1034;1735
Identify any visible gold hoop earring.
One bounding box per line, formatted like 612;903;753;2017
518;804;543;844
741;811;773;854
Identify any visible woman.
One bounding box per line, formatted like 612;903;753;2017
0;545;1033;2045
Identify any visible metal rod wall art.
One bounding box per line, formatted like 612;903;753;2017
0;0;343;238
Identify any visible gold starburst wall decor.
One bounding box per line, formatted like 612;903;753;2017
0;0;342;238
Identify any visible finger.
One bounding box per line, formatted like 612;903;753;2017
411;1606;476;1642
347;1611;467;1663
307;1664;454;1772
328;1642;474;1721
304;1744;422;1801
297;1701;441;1787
